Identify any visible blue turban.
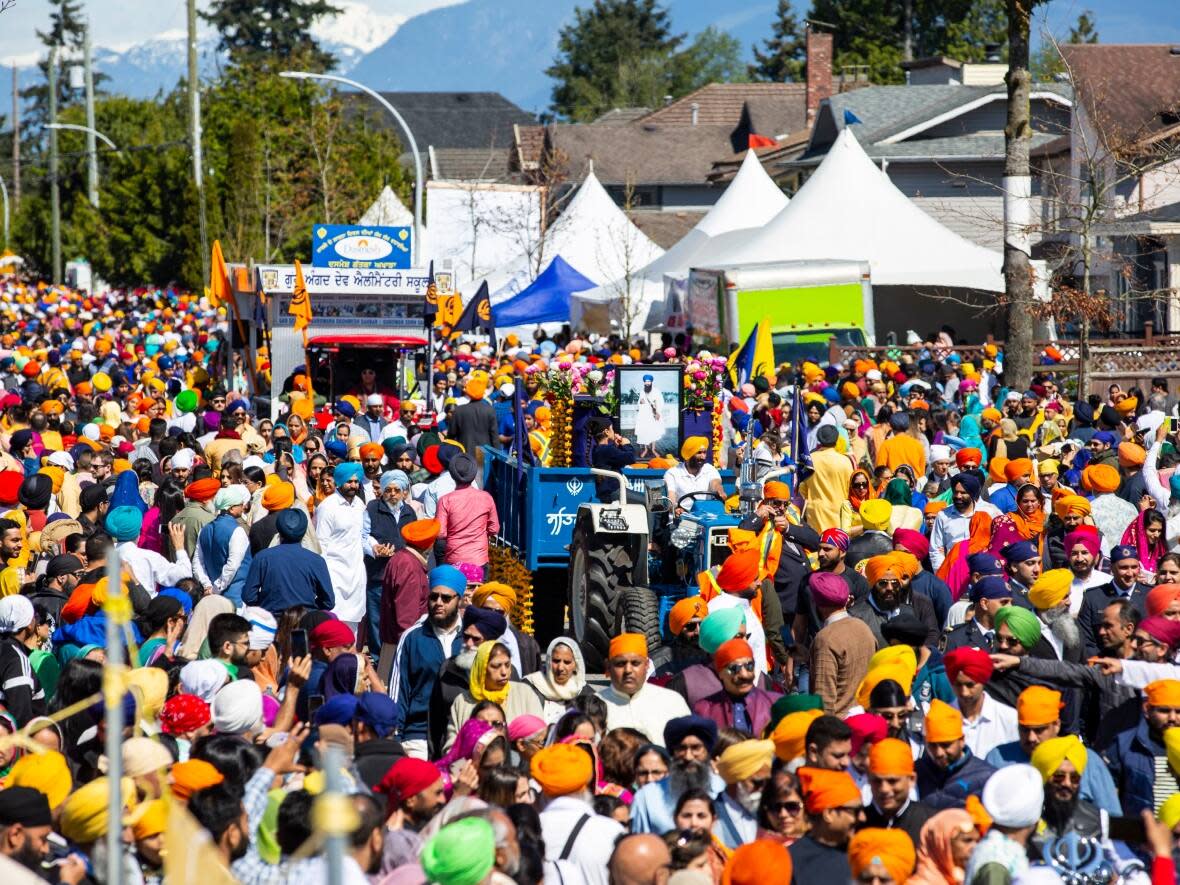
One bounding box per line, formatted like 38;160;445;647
642;374;654;383
356;692;401;738
967;551;1005;576
951;472;982;499
314;694;360;727
105;505;144;542
428;565;467;594
333;461;364;487
1074;402;1094;424
1092;431;1117;447
821;386;840;403
663;715;718;754
380;470;411;492
324;439;348;460
276;508;308;541
226;399;250;415
1110;545;1139;563
1000;541;1038;564
461;605;506;640
334;400;356;418
969;575;1011;603
158;587;193;616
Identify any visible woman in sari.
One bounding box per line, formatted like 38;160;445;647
989;483;1045;556
840;469;876;535
936;510;993;601
1122;507;1169;580
446;640;542;751
524;637;590;724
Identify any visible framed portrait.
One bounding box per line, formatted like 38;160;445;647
615;365;683;459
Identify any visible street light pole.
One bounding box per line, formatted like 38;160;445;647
83;22;98;209
278;70;424;265
45;122;119;151
48;45;61;284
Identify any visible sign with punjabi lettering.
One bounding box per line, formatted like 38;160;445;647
311;224;412;269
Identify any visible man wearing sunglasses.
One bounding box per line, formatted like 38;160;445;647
1029;735;1103;850
713;738;775;849
693;637;778;737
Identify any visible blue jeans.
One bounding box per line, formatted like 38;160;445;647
365;577;383;661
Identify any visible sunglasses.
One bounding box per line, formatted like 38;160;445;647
428;593;457;603
725;661;755;676
462;632;484;643
1050;771;1081;785
770;801;803;815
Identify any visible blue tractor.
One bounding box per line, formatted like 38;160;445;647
484;446;768;670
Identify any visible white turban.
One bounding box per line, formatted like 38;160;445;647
213;484;250;512
1137;411;1167;435
179;660;229;703
929;445;951;463
0;595;34;633
242;606;277;651
170;448;195;470
982;764;1044;827
81;424;100;441
211;680;263;736
46;450;75;471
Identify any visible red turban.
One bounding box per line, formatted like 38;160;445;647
1139;615;1180;651
892;528;929;561
844;713;888;756
714;638;754;671
185;478;221;502
0;470;22;506
1063;527;1100;558
374;757;442;810
1148;584;1180;618
943;647;994;685
309;619;355;651
955;448;982;468
159;693;211;735
717;549;761;592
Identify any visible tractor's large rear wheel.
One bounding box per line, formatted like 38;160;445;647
614;585;663;660
569;520;636;672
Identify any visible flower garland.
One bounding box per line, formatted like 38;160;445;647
549;399;572;467
488;542;534;635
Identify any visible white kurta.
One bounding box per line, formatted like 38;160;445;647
634;389;666;445
598;683;690;745
314;492;367;623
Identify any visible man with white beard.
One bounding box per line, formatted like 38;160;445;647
630;715;725;834
713;739;776;849
1028;569;1084;662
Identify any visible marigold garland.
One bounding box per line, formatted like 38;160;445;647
549;399;573;467
488;542;534;634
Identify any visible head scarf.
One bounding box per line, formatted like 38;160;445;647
911;810;976;885
524;636;585;703
111;468;148;513
1030;735;1088;782
883;478;913;508
1122;510;1168;574
469;640;511;705
995;605;1042;649
436;719;496;780
1006;482;1045;540
848;468;876;511
179;595;236;659
323;652;363;700
848;829;915;885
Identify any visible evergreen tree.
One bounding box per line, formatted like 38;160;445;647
750;0;806;82
203;0;341;72
1033;11;1098;79
547;0;684;121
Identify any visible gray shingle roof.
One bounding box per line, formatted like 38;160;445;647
348;92;538;152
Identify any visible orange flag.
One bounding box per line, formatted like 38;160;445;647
289;260;313;335
208;240;231;310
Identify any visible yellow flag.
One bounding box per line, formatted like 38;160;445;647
289;259;313;333
208;240;231;310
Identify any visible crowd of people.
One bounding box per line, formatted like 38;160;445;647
0;286;1179;885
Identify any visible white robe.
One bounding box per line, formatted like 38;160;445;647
313;492;367;623
634;389;666;445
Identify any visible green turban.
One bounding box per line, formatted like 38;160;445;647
699;607;745;655
421;817;496;885
883;478;913;507
996;605;1042;649
767;693;823;736
175;389;199;414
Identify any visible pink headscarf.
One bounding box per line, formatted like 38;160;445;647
1121;510;1167;574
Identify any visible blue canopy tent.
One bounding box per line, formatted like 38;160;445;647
492;256;598;326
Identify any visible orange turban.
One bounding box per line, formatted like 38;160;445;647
891;551;920;580
797;766;862;814
359;443;384;460
1145;680;1180;708
988;457;1009;485
771;709;824;762
260;482;295;512
668;596;709;636
848;828;916;885
530;744;593;797
291;398;314;420
1147;584;1180;617
1003;458;1033;482
868;737;915;777
185;478;220;502
1082;463;1120;494
864;554;901;587
1118;443;1147;468
721;839;792;885
1053;495;1091;518
401;518;440;550
924;501;948;516
965;795;992;836
472;582;517;612
169;759;224;802
608;633;647;660
717;549;761;592
1116;396;1138;415
714;638;754;671
726;527;758;553
925;699;963;743
762;481;790;501
1017;686;1063;727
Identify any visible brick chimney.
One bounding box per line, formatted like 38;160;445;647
806;27;833;124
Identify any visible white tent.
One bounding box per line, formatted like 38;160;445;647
359;186;414;227
701;128;1006;293
486;171;664;303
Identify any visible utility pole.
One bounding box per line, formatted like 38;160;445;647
11;63;20;211
83;22;98;209
187;0;210;284
48;46;61;284
1003;0;1035;389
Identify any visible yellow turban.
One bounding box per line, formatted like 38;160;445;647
530;743;593;796
848;829;916;885
868;645;917;678
1167;728;1180;777
716;739;776;785
925;699;963;744
1028;569;1072;612
856;662;915;710
771;709;824;762
859;499;893;532
1039;459;1061;476
1159;793;1180;829
126;667;170;725
38;465;64;494
1053;494;1091;518
1030;735;1088;783
472;582;517;613
680;436;708;461
9;750;73;809
60;776;137;845
131;798;169;841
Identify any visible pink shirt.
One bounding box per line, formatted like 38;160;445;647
436;485;499;567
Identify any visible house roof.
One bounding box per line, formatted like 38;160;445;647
1094;199;1180;235
351;91;537;151
626;211;706;249
429;147;514;182
1061;44;1180;152
810;132;1061;162
639;82;806;134
900;56;963;71
545;122;740;185
593;107;652;125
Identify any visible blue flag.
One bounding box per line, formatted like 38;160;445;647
788;384;811;476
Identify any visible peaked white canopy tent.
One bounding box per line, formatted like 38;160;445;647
360;186;415;227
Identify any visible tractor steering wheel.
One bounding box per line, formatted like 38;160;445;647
676;491;725;509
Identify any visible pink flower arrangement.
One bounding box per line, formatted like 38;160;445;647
683;352;726;411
